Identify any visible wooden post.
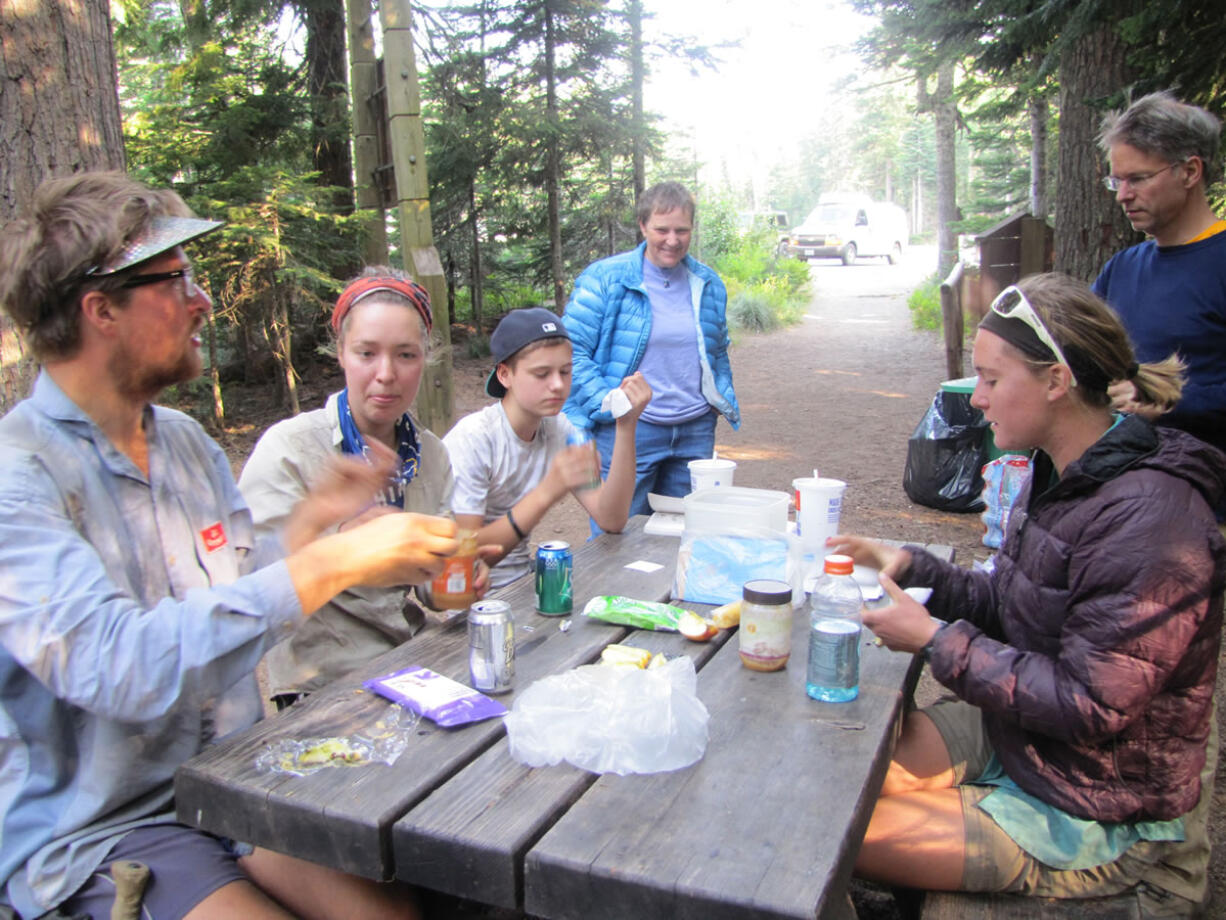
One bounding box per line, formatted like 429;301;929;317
346;0;388;266
379;0;452;435
939;260;965;380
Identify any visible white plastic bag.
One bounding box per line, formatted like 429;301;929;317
504;656;709;775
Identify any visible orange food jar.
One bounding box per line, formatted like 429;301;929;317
431;530;478;610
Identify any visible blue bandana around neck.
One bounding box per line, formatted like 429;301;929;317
337;389;420;509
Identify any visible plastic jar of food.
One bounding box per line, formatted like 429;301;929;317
431;529;478;610
738;578;794;671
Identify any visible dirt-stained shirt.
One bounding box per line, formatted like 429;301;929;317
0;372;298;919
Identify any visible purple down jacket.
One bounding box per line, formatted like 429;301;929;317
906;416;1226;823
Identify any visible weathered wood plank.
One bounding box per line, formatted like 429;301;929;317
523;602;916;920
391;607;728;907
176;518;680;878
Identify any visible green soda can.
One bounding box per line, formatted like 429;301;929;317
535;541;574;615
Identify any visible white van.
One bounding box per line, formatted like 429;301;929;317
785;195;909;265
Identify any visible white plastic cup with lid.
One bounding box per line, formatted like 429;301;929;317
688;458;736;492
793;477;847;554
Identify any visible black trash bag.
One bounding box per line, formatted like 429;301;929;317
903;389;989;512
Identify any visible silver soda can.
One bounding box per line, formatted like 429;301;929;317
468;600;515;694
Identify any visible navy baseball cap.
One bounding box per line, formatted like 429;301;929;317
486;307;571;398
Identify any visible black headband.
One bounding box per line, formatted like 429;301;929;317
978;311;1112;393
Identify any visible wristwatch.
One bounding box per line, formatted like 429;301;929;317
920;623;946;662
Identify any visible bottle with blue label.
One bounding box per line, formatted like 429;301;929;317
806;553;863;702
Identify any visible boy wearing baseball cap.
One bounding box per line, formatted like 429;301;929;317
443;307;651;587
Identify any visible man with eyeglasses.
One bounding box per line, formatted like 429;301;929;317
0;172;441;919
1093;91;1226;465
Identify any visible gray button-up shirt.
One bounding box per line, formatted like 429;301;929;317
0;373;300;918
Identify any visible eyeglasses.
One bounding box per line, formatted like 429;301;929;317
120;266;198;299
989;286;1078;386
1102;162;1182;192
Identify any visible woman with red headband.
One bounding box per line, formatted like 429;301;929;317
240;266;472;707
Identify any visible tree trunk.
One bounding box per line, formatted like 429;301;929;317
347;0;389;265
934;61;958;280
1054;26;1138;280
207;312;225;424
629;0;645;217
304;0;355;213
1028;92;1049;220
0;0;125;410
544;1;565;311
468;181;484;333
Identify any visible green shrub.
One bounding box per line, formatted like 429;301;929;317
907;276;942;331
728;289;780;333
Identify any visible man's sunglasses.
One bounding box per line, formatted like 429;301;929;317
989;286;1078;387
120;266;197;298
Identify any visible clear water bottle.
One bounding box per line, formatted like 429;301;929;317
806;553;863;702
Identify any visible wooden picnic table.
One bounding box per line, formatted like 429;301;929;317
175;517;953;919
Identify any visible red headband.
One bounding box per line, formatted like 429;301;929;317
331;276;433;336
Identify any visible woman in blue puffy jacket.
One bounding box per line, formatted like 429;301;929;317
562;182;740;519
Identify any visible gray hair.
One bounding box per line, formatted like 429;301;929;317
1098;91;1221;185
636;182;696;225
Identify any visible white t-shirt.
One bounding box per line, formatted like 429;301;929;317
443;402;578;587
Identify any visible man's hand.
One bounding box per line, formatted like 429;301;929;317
340;512;458;588
284;441;399;550
617;372;652;423
861;574;940;655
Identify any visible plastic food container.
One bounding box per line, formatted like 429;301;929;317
683;486;790;533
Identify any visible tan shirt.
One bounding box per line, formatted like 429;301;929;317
238;392;454;695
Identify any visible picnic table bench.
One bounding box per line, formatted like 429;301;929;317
175;517;955;919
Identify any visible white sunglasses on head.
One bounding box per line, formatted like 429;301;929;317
989;286;1078;387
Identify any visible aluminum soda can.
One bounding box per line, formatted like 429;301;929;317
468;600;514;694
535;541;574;615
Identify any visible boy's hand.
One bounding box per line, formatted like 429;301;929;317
549;442;602;494
618;372;652;422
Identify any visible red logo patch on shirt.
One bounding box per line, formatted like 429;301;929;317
200;522;228;553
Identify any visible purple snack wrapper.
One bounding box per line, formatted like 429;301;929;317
364;665;507;727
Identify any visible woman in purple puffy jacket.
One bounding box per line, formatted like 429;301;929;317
837;273;1226;914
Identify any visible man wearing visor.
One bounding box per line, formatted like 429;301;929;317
0;173;438;919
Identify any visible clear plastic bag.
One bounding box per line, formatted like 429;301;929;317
255;704;418;776
979;454;1032;549
504;656;709;775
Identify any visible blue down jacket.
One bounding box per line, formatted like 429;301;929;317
561;243;740;430
905;416;1226;823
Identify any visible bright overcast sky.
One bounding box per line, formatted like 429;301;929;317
642;0;875;187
